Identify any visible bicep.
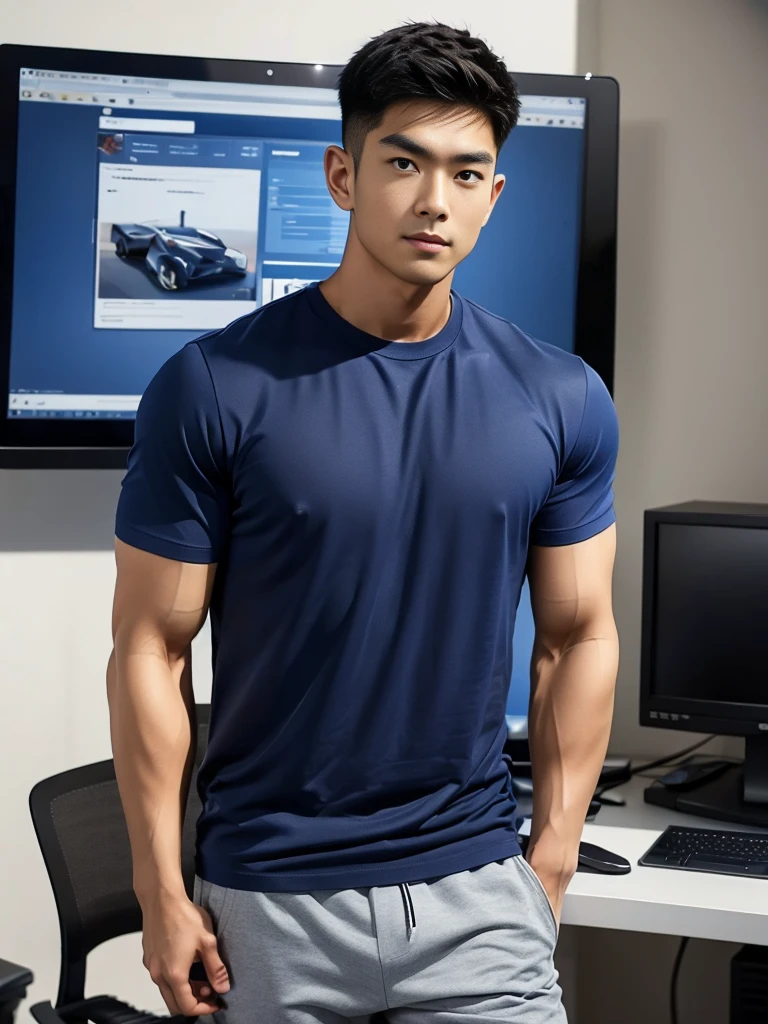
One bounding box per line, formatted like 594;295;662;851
526;524;617;655
112;538;217;657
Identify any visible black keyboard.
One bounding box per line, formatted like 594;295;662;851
639;825;768;877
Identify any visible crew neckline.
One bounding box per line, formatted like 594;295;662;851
304;281;463;361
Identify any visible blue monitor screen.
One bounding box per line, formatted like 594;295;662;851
8;68;587;726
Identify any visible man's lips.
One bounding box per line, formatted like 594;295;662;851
404;233;450;252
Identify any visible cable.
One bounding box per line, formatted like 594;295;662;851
594;735;725;805
629;735;717;777
529;734;738;810
670;936;690;1024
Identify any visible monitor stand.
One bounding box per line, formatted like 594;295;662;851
644;735;768;829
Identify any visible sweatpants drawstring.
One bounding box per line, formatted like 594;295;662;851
398;882;416;938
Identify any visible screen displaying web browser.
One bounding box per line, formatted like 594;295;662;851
9;67;585;422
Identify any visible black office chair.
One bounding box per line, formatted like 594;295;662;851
26;704;210;1024
0;959;34;1024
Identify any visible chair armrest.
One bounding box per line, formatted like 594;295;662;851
0;959;33;1001
29;1002;66;1024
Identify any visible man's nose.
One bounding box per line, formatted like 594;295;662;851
416;173;449;220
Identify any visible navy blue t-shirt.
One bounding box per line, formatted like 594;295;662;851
115;283;619;893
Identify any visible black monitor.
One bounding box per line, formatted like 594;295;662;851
641;500;768;826
0;43;618;470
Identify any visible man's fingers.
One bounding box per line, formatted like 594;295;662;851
165;973;222;1017
190;980;210;999
157;978;182;1017
189;986;223;1014
201;943;231;993
167;970;202;1016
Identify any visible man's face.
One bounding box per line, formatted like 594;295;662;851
343;100;505;287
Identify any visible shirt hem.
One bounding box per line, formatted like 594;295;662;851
115;522;218;564
195;834;523;892
531;508;616;548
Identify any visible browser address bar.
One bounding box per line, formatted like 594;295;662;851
128;97;340;120
98;116;195;133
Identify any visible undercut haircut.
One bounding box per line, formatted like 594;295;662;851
337;22;521;167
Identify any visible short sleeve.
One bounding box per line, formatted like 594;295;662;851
115;341;230;563
530;359;619;547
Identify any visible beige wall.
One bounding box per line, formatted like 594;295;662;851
574;1;768;1020
600;0;768;762
1;0;581;71
0;2;582;1017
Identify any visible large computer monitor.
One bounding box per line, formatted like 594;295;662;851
0;43;619;731
641;501;768;826
0;45;618;462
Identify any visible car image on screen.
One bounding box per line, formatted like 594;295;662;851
110;210;248;291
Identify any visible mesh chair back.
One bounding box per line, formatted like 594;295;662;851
28;705;209;1006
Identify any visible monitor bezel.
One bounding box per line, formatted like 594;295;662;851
0;42;619;469
640;508;768;736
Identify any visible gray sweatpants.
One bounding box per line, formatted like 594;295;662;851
193;854;566;1023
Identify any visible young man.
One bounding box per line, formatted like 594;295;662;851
108;21;619;1024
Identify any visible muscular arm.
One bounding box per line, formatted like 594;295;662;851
524;524;619;916
107;538;217;905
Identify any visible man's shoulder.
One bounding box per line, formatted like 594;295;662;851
458;293;587;386
194;286;308;365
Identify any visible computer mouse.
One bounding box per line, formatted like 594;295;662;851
577;840;632;874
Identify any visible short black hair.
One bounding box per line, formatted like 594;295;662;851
338;22;521;165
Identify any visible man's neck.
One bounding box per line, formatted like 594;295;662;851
319;235;453;343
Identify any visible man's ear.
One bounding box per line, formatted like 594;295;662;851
481;173;506;227
324;144;355;212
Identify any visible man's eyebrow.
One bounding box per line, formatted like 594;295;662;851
378;132;495;165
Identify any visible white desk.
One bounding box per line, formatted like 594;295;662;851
558;776;768;945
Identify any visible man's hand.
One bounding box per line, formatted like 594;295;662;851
526;842;579;929
140;890;231;1017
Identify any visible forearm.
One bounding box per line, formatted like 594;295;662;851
107;643;196;907
527;628;619;875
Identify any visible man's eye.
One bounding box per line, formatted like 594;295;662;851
457;170;481;182
393;158;415;171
